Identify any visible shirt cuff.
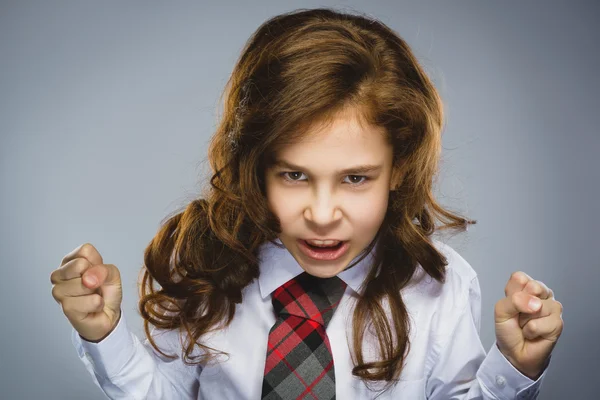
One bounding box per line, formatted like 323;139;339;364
73;309;137;379
477;340;550;400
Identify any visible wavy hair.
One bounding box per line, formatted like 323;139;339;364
138;7;476;393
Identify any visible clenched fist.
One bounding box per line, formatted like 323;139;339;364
50;243;123;342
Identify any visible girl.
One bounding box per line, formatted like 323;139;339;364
52;7;561;399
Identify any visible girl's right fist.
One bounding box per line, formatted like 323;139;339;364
50;243;123;342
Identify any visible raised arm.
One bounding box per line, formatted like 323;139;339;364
425;275;550;399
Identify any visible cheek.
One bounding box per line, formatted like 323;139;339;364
348;191;389;230
265;185;294;222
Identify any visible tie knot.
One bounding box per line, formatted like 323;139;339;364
271;272;347;328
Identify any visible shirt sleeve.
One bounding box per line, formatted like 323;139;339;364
71;309;200;400
426;275;551;400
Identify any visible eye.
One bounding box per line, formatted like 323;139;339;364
281;171;306;182
279;172;370;187
344;175;369;185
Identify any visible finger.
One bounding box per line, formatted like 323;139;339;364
518;297;556;328
51;277;98;304
523;279;553;300
61;293;105;320
504;271;532;298
60;243;103;269
496;291;547;322
521;312;564;341
50;258;91;284
83;264;121;288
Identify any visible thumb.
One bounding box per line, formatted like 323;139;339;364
495;291;540;323
82;263;123;316
82;264;121;289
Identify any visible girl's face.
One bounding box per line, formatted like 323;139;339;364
265;109;396;278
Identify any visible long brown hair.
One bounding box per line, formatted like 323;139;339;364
138;7;476;392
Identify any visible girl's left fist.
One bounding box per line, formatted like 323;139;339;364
494;271;563;380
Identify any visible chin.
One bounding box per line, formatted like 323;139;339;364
295;255;351;278
299;266;342;279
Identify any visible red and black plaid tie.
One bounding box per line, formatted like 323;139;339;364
261;272;347;400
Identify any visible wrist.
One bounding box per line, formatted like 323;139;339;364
497;343;549;381
80;309;122;343
520;356;550;380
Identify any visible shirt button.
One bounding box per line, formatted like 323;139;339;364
495;375;506;388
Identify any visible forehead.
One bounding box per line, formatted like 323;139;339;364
274;111;390;163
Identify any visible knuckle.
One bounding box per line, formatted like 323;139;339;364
538;280;547;289
108;264;120;277
92;294;103;308
528;280;539;291
61;297;73;314
511;271;528;284
552;320;564;336
527;320;536;332
80;243;94;257
51;285;61;301
74;257;90;274
555;300;563;312
60;253;69;266
50;270;58;284
493;300;502;315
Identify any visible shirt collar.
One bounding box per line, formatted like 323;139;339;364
257;237;379;299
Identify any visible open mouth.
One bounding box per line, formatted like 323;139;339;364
303;240;345;251
297;239;350;261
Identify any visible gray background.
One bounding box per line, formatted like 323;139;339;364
1;1;597;399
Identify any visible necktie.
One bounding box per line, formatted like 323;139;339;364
261;272;347;400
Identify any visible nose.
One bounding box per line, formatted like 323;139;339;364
303;190;342;226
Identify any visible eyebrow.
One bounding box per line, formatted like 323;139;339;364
272;159;383;175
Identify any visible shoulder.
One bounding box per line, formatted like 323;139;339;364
430;238;477;283
407;238;478;314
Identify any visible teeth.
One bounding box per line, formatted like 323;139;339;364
305;239;341;247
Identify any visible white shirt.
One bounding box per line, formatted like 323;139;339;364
72;238;550;399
